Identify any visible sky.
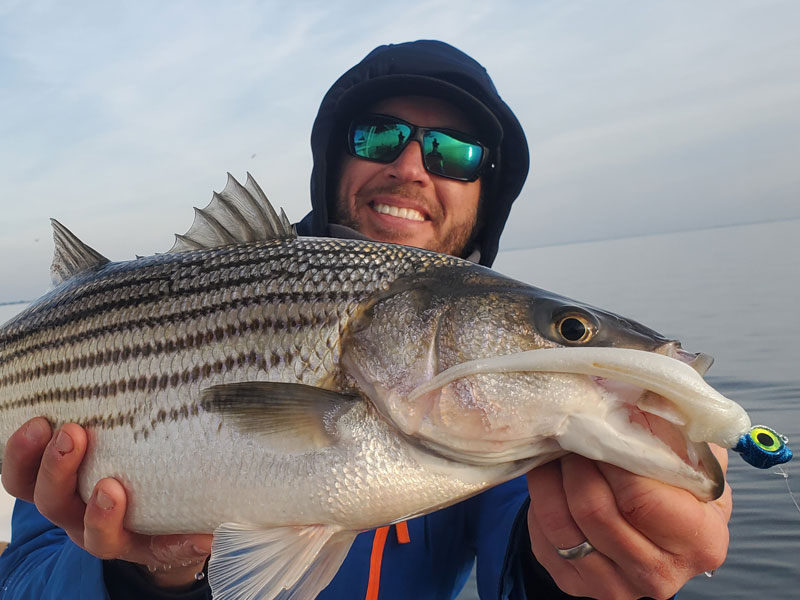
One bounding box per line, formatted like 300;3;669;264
1;0;799;303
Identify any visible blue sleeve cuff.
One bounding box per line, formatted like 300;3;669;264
0;500;108;600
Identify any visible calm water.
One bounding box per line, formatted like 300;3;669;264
455;219;800;599
1;220;798;598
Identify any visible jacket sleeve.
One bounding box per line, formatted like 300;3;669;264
0;500;211;600
470;475;531;599
493;494;595;599
0;500;109;600
471;476;593;599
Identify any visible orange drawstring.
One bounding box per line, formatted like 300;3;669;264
395;521;410;544
365;522;411;600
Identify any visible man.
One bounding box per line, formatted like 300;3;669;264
0;40;730;599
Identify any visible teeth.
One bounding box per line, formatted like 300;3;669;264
373;203;425;222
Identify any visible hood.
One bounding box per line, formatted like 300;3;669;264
303;40;530;268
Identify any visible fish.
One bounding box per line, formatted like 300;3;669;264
0;173;791;600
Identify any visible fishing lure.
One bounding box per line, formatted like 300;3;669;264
734;425;793;469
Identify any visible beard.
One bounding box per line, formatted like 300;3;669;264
333;184;481;259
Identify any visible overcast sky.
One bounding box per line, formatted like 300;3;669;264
1;0;798;302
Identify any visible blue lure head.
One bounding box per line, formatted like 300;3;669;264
734;426;793;469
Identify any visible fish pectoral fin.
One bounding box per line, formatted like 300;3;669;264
208;522;355;600
50;220;110;286
201;382;358;450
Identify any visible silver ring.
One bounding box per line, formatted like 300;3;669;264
555;540;595;560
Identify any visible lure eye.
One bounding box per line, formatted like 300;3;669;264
735;425;792;468
750;427;783;453
557;315;594;343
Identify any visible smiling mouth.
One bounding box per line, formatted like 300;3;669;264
372;202;427;222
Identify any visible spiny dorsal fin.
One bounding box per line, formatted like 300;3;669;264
168;173;296;253
50;219;110;286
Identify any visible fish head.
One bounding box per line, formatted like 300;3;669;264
342;265;741;501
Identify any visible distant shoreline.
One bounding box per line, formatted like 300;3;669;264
500;216;800;253
0;301;31;307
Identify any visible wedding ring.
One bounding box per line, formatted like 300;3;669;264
554;540;595;560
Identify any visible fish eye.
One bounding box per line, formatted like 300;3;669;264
751;427;782;452
556;315;594;343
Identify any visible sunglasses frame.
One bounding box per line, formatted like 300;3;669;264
347;113;490;182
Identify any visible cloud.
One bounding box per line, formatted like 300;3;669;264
1;0;799;299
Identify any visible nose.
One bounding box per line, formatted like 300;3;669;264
386;141;430;184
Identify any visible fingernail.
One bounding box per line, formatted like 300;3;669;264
95;488;115;510
54;430;74;455
24;419;48;443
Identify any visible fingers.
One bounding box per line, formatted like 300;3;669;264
83;478;212;589
596;451;730;570
527;500;638;599
2;418;53;501
144;534;214;589
527;459;585;550
4;418;214;591
527;453;732;599
83;478;212;562
83;477;132;559
527;457;644;599
82;478;212;590
33;424;90;540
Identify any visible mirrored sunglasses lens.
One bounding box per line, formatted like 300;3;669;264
352;121;412;162
423;132;483;180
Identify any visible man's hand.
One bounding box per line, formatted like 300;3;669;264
525;445;731;600
1;418;213;590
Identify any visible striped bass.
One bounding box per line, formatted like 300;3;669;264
0;174;791;600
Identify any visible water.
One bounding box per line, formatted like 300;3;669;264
1;220;798;598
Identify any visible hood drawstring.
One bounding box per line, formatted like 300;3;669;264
365;522;411;600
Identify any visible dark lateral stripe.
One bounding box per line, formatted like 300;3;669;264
41;401;203;441
0;239;439;363
0;285;359;368
0;348;300;412
75;401;202;435
3;239;409;340
0;257;365;348
0;310;339;389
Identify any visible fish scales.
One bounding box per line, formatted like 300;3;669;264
0;238;463;440
0;234;487;536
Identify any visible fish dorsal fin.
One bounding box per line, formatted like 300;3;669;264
50;219;110;286
201;382;357;453
168;172;296;253
208;523;356;600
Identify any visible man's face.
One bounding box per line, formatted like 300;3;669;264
334;96;482;257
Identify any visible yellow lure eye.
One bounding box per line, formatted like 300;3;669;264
750;427;782;452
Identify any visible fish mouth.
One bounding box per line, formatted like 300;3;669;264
407;347;749;501
592;378;726;500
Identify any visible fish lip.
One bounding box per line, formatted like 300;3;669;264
598;381;726;500
658;342;715;376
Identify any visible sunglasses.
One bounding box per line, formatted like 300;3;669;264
347;114;489;182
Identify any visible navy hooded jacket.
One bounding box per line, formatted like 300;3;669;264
296;39;530;269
